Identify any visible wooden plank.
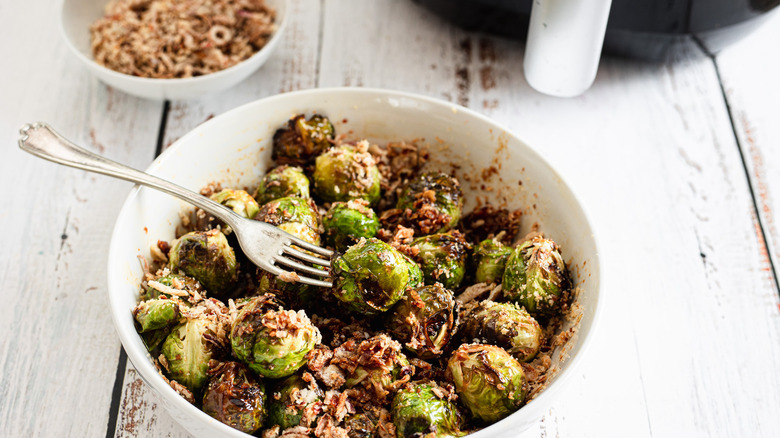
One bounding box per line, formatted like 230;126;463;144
0;1;164;437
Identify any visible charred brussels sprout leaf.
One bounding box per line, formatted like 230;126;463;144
392;381;464;438
502;236;569;317
460;300;542;362
332;238;423;314
388;284;457;359
344;412;379;438
255;165;311;205
211;189;260;219
168;229;237;297
162;315;227;392
323;200;380;251
134;299;180;333
267;374;324;429
446;344;526;423
473;238;512;284
313;142;381;205
230;295;322;378
202;362;267;434
397;172;463;235
410;231;470;289
256;196;322;245
273;114;335;166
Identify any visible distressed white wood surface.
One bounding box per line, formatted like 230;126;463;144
2;0;780;437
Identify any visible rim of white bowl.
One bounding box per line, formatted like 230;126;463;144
58;0;289;86
107;87;605;437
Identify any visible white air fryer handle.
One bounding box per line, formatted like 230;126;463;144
524;0;612;97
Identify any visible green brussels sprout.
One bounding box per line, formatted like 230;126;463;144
273;114;336;166
397;172;463;235
392;381;464;438
211;189;260;219
344;412;379;438
473;237;512;284
255;165;311;205
256;270;317;310
409;231;470;290
502;236;569;317
331;238;423;314
445;344;526;423
267;374;324;429
162;315;226;392
460;300;542;362
202;362;267;434
146;273;203;300
323;199;380;251
134;299;180;333
168;229;237;297
231;295;322;378
388;284;457;359
313;142;381;205
256;196;321;245
344;335;414;398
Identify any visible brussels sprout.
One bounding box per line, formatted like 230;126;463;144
392;381;464;438
256;270;317;310
445;344;526;423
460;300;542;362
388;284;457;359
410;231;470;289
267;374;324;429
162;315;226;392
134;299;180;333
146;273;203;300
168;229;237;297
273;114;336;166
202;362;267;434
211;189;260;219
344;335;414;398
231;295;322;378
313;142;381;205
344;412;378;438
323;200;380;251
473;238;512;284
331;238;423;314
502;236;569;317
256;196;321;245
397;172;463;235
255;165;311;205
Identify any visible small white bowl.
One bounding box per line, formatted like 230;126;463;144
59;0;288;100
107;88;603;437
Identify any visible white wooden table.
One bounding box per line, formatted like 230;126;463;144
3;1;780;437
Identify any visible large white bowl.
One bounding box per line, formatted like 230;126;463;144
60;0;288;100
107;88;603;437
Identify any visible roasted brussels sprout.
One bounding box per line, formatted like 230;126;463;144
273;114;335;166
344;412;378;438
255;196;321;245
168;229;238;296
146;273;203;300
331;238;423;314
211;189;260;219
502;236;569;317
256;270;317;311
134;298;180;333
231;295;322;378
323;199;380;251
344;335;414;398
267;374;324;429
162;311;228;392
203;362;267;434
472;237;512;284
445;344;526;423
392;381;464;438
388;284;457;359
313;142;381;205
255;165;311;205
397;172;463;235
410;231;470;289
460;300;542;362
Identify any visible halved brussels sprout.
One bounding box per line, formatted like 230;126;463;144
313;142;381;205
392;381;464;438
331;238;423;314
344;335;414;398
211;189;260;219
202;362;267;434
162;314;227;392
146;273;203;300
134;299;180;333
273;114;335;166
460;300;542;362
502;236;569;317
397;172;463;235
168;229;238;297
388;284;457;359
255;165;311;205
255;196;321;245
323;199;380;251
445;344;526;423
410;231;470;289
267;374;324;429
472;237;512;284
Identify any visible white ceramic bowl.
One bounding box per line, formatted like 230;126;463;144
59;0;288;100
107;88;603;438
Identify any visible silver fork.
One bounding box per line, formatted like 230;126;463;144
18;123;334;287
